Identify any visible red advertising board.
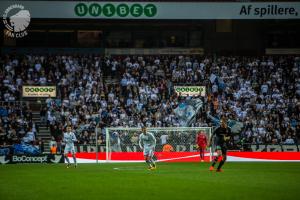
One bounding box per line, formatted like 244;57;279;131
68;152;300;163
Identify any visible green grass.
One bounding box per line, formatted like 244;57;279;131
0;162;299;200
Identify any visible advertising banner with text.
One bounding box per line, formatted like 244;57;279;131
1;1;300;19
174;86;206;97
66;152;300;163
0;154;64;164
22;86;56;97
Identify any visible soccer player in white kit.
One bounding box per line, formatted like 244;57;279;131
139;126;157;170
63;126;77;168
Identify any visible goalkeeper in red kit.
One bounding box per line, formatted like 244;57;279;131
196;131;208;162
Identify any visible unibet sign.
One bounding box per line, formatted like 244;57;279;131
75;3;157;18
174;86;206;97
22;86;56;97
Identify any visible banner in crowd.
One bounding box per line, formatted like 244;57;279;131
265;48;300;55
22;86;56;97
0;154;64;164
207;111;244;134
12;143;41;155
174;98;203;126
174;86;206;97
1;1;300;19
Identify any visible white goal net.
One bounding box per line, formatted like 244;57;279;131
105;127;213;162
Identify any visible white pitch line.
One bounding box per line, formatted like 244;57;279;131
113;166;148;171
157;154;200;162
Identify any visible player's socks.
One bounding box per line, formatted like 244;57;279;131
217;160;225;171
72;154;77;165
150;158;156;168
146;159;152;167
65;156;70;165
211;156;219;167
147;160;154;170
200;151;204;160
216;169;223;172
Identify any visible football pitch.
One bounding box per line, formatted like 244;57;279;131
0;162;299;200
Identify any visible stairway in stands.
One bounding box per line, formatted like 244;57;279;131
32;111;51;153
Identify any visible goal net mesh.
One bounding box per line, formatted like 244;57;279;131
105;127;213;162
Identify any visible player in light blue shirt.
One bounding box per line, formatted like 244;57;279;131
139;126;157;170
63;126;77;168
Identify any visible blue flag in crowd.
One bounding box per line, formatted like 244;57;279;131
13;144;40;155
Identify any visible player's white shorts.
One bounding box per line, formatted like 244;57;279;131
143;146;154;157
64;144;75;154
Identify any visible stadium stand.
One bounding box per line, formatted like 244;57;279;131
0;55;299;152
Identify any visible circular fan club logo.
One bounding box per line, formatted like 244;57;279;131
2;4;30;38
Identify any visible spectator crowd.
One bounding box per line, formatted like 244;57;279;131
0;54;299;153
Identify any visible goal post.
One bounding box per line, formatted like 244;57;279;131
105;127;213;163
